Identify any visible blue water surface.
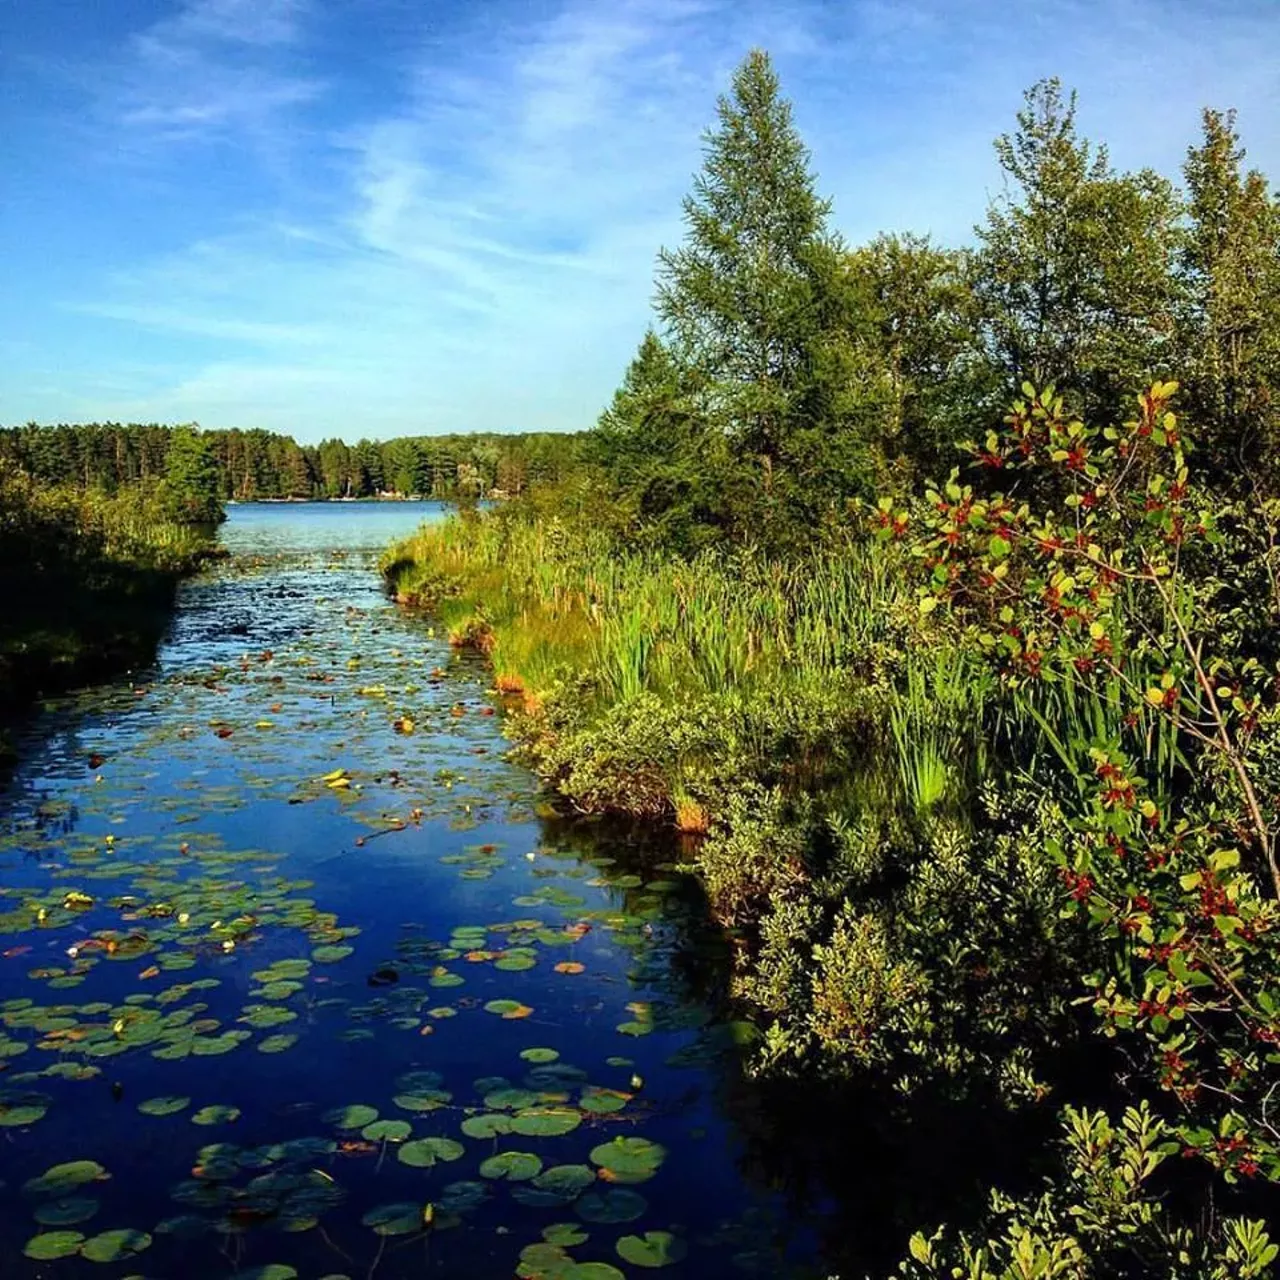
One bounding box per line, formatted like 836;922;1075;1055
0;503;815;1280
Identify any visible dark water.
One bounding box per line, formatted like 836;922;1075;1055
0;503;818;1280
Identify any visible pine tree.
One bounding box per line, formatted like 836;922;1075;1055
656;49;838;470
974;79;1181;421
590;330;736;549
162;426;222;524
1179;108;1280;485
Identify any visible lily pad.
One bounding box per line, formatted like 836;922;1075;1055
237;1267;299;1280
24;1160;108;1197
24;1231;85;1260
511;1107;581;1137
616;1231;688;1267
543;1223;589;1248
138;1095;190;1116
311;945;353;964
589;1137;665;1183
479;1150;543;1181
191;1104;240;1126
0;1103;47;1126
483;998;523;1016
520;1047;560;1064
258;1033;298;1053
33;1197;100;1226
533;1164;596;1197
323;1104;378;1129
485;1087;539;1111
362;1119;411;1142
576;1189;648;1224
461;1113;513;1139
361;1203;422;1236
398;1137;465;1168
80;1227;152;1262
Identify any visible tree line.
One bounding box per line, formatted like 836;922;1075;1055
0;422;585;506
589;59;1280;554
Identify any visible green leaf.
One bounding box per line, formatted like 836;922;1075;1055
479;1150;543;1181
80;1228;152;1262
616;1231;688;1268
24;1231;86;1260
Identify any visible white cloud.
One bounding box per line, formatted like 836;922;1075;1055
111;0;322;141
34;0;1280;438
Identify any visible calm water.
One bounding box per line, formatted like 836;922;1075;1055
0;503;821;1279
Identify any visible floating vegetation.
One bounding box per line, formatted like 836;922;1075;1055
0;518;803;1278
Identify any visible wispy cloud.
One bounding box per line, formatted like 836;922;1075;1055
7;0;1279;437
111;0;322;141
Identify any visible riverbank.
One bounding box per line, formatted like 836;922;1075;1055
0;500;861;1280
381;483;1280;1276
0;474;218;760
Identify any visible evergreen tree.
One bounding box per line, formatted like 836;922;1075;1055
162;426;223;524
657;53;836;457
591;330;738;550
1178;108;1280;485
974;79;1181;422
844;235;991;476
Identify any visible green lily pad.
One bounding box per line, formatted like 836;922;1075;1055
24;1160;108;1197
33;1197;99;1226
192;1104;240;1126
361;1203;422;1236
511;1107;581;1137
572;1265;625;1280
483;998;523;1016
81;1227;152;1262
461;1113;513;1139
258;1033;298;1053
479;1150;543;1181
589;1137;665;1183
323;1104;378;1129
138;1095;190;1116
543;1222;589;1246
485;1087;539;1110
533;1164;596;1198
580;1089;629;1115
24;1231;85;1260
517;1242;573;1278
363;1119;411;1142
494;954;536;971
576;1189;648;1224
237;1267;299;1280
398;1137;465;1168
311;945;353;964
520;1047;560;1064
0;1103;47;1126
393;1090;452;1112
616;1231;688;1267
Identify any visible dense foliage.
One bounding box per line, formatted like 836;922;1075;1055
0;468;215;754
0;422;584;503
383;51;1280;1278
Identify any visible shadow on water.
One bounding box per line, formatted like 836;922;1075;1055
0;503;1073;1279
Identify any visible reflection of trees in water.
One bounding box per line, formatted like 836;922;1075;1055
537;810;1085;1277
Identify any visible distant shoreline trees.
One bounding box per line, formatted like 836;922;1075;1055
0;423;586;505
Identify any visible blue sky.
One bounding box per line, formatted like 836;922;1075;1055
3;0;1278;442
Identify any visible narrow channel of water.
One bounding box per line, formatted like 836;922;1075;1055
0;504;820;1279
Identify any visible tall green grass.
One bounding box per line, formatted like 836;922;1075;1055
383;513;908;708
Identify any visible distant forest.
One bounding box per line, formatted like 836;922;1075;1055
0;423;586;501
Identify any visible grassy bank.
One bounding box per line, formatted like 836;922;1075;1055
383;464;1280;1274
0;470;217;752
381;508;1081;1083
